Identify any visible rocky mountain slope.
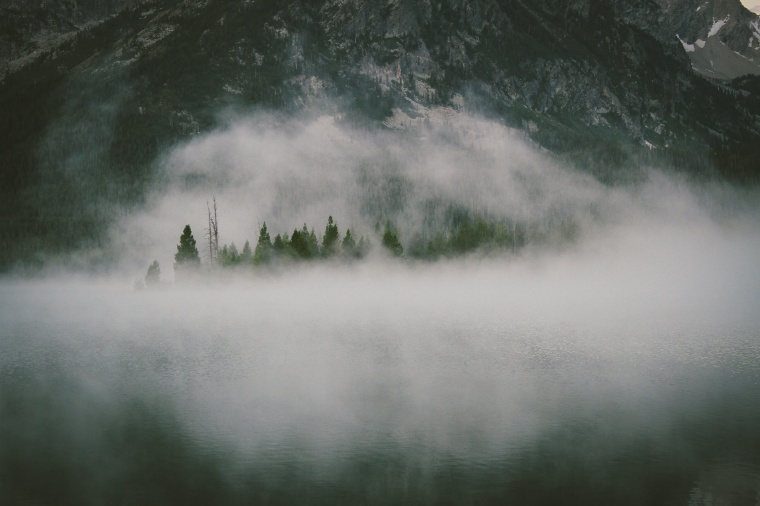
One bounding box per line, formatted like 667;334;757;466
1;0;760;269
0;0;138;79
663;0;760;79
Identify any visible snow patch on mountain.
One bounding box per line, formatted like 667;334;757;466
678;35;695;52
708;16;729;37
673;7;760;80
752;19;760;39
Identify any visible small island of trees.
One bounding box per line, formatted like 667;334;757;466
141;200;542;285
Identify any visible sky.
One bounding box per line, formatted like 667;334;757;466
742;0;760;13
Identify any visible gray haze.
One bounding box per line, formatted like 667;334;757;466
3;111;760;503
2;219;760;501
104;112;760;280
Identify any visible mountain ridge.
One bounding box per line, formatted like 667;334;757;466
1;0;760;270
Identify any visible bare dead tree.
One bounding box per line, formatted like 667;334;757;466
205;197;220;263
212;196;219;260
206;202;214;263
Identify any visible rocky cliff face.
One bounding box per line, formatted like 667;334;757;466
0;0;138;79
315;0;756;143
3;0;759;164
658;0;760;78
516;0;760;79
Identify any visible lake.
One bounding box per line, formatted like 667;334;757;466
1;252;759;505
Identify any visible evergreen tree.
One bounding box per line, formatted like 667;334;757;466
357;236;371;258
253;222;273;266
342;228;356;258
240;240;252;264
308;227;320;258
290;227;310;259
322;216;340;257
174;225;200;271
145;260;160;286
220;242;240;266
381;221;403;257
272;233;285;259
453;220;476;253
280;233;295;259
229;242;240;263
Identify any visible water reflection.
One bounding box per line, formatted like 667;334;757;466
1;269;759;505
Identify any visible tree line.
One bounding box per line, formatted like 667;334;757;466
141;204;535;286
141;215;403;286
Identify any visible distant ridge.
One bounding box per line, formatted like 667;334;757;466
2;0;760;269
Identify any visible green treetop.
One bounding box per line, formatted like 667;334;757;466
290;226;310;259
342;228;356;258
174;225;200;271
253;222;273;266
240;240;252;264
307;226;320;258
272;234;285;256
145;260;160;286
322;216;340;257
381;221;403;257
220;242;241;266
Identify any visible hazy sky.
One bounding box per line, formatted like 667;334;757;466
743;0;760;13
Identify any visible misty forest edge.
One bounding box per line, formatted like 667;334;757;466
4;0;760;274
138;200;543;286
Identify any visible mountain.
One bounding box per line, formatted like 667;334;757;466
1;0;760;270
0;0;138;80
661;0;760;79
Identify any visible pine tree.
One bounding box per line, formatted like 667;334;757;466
290;227;310;259
145;260;160;286
342;228;356;258
241;240;252;264
272;234;285;259
381;221;403;257
308;226;320;258
357;236;371;258
174;225;200;271
322;216;340;257
220;242;240;266
253;222;273;266
228;243;239;263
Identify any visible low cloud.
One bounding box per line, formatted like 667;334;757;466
3;110;760;500
108;111;759;281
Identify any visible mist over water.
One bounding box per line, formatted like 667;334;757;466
3;113;760;504
4;220;760;503
110;114;633;273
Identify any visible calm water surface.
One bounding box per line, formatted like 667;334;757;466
1;266;759;505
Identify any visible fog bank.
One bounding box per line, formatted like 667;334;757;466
3;112;760;503
3;213;760;501
103;113;760;277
